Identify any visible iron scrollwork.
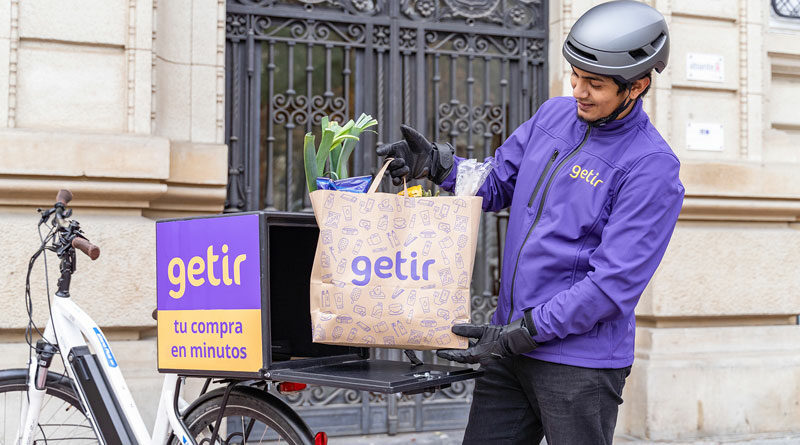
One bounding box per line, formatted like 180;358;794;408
234;0;385;15
402;0;541;29
373;25;390;47
245;18;367;45
438;103;503;139
226;13;248;38
425;30;521;57
283;386;363;405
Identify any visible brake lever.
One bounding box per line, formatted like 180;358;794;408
37;207;55;226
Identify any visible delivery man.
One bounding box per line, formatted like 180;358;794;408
376;1;684;443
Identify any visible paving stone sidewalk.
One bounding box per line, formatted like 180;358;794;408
328;430;800;444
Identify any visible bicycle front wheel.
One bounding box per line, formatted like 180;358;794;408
0;368;98;444
181;385;314;445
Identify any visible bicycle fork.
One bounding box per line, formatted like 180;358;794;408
17;321;57;445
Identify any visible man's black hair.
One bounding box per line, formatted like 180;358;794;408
614;71;652;99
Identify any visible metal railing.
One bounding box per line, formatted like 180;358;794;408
773;0;800;19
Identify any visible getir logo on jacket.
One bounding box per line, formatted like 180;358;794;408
569;164;604;187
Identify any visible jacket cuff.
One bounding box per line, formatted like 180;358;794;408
438;155;463;192
522;308;538;337
528;306;557;343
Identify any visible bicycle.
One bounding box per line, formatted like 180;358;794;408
0;190;321;445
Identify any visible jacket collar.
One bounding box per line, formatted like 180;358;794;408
593;98;647;135
573;97;647;139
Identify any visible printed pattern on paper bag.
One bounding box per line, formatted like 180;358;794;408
309;191;482;350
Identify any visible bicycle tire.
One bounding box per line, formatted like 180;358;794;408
179;385;314;445
0;368;99;444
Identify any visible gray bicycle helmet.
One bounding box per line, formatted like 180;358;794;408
563;0;669;83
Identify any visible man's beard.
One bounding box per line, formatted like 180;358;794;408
576;97;633;127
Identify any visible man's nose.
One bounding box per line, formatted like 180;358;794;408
573;81;588;99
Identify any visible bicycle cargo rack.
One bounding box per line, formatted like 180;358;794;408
155;211;481;395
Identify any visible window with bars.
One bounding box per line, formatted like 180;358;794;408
773;0;800;19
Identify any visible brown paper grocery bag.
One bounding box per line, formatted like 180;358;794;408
308;163;482;350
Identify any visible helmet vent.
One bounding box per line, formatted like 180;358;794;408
566;41;597;61
651;33;666;49
628;48;649;61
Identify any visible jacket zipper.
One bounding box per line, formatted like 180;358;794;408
528;149;559;207
507;126;592;324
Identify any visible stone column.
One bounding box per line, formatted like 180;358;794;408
0;0;227;426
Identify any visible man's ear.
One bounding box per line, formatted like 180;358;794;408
629;76;651;100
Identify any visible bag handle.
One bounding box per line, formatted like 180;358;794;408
368;158;408;195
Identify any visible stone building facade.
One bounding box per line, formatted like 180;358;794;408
0;0;798;441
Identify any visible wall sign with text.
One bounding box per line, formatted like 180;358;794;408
686;53;725;83
686;122;724;152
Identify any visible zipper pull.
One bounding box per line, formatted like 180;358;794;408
550;149;559;160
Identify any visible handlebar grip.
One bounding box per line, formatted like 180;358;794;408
72;237;100;260
56;189;73;206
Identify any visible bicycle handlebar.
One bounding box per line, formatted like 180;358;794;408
56;189;73;206
51;189;100;260
72;237;100;260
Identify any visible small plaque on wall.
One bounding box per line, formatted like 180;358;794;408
686;122;724;151
686;53;724;83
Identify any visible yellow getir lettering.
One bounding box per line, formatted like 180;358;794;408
207;245;220;286
168;257;185;299
188;256;206;286
233;254;246;285
221;244;233;285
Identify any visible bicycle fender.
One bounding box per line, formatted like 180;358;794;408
0;368;78;393
178;384;315;444
235;386;315;442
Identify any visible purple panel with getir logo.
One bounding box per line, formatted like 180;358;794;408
156;214;261;311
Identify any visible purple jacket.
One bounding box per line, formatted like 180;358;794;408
440;96;684;368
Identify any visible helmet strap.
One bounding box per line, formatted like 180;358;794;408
588;86;634;127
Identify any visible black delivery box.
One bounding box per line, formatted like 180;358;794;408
155;211;481;394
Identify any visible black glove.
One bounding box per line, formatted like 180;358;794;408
436;313;538;366
376;125;455;186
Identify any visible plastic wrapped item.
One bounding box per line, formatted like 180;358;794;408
316;175;373;193
454;159;494;196
397;185;424;197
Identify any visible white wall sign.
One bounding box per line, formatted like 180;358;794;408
686;122;724;151
686;53;725;83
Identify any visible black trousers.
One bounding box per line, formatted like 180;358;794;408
462;356;631;445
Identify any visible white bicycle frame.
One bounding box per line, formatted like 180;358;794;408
16;295;195;445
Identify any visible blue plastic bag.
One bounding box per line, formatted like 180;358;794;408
315;175;373;193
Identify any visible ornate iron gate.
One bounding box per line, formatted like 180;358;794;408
225;0;547;435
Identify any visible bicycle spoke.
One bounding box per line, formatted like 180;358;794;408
39;391;55;414
256;418;268;444
41;399;81;440
58;415;94;443
0;386;97;445
40;397;70;426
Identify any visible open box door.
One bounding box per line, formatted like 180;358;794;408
266;358;482;395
